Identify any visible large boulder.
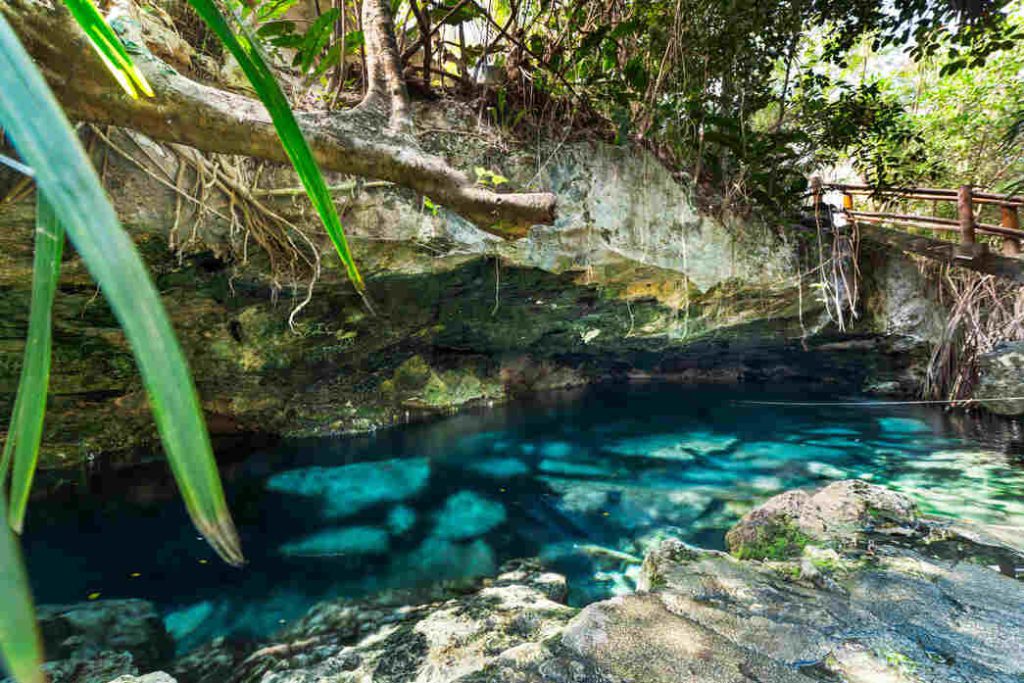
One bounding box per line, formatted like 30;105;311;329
725;479;918;559
633;536;1024;683
975;342;1024;415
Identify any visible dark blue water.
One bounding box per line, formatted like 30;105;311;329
20;383;1024;651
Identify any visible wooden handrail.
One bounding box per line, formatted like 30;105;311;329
847;212;1024;240
823;183;1024;207
809;178;1024;259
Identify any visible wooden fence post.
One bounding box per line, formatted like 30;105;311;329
1002;204;1021;257
956;184;984;259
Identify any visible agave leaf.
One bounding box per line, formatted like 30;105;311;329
3;193;64;532
0;14;243;566
61;0;154;99
185;0;364;292
0;494;43;683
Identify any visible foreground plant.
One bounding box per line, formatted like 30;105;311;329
0;11;244;680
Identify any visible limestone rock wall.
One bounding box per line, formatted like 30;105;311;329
0;110;826;471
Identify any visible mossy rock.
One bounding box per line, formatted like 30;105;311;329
732;520;812;561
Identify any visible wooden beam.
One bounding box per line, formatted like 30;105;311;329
858;224;1024;283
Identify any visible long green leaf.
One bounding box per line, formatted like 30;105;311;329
0;14;243;566
0;493;42;683
61;0;154;99
4;193;64;533
185;0;365;292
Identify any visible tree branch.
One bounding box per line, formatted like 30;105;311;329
0;0;556;236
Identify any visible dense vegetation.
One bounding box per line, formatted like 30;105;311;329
238;0;1024;214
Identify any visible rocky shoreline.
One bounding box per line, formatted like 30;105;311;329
26;480;1023;683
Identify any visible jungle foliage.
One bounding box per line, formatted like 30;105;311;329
253;0;1021;213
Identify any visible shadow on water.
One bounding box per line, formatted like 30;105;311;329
20;381;1024;651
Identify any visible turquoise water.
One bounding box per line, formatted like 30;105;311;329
20;383;1024;651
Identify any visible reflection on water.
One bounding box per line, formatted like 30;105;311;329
20;383;1024;651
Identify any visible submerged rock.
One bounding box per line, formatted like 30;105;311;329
266;458;431;518
466;457;531;479
606;431;737;460
432;491;508;540
279;526;391;557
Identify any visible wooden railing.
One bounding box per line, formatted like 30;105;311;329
811;179;1024;258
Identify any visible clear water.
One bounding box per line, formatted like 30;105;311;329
21;383;1024;651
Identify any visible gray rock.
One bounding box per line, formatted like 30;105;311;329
186;560;576;683
975;341;1024;415
725;479;918;558
34;599;173;683
638;536;1024;683
107;674;177;683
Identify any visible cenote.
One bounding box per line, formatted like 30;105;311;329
19;382;1024;652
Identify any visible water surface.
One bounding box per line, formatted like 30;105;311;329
22;383;1024;650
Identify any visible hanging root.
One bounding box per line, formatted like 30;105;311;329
87;125;328;328
924;264;1024;402
810;200;861;331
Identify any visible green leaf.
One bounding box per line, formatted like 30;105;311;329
256;20;296;38
186;0;365;292
298;8;340;73
3;193;64;533
61;0;154;98
309;41;343;83
0;494;42;683
344;29;365;52
0;14;242;566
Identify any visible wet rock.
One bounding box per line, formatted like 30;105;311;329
975;342;1024;415
216;560;576;683
36;599;173;682
725;480;918;558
